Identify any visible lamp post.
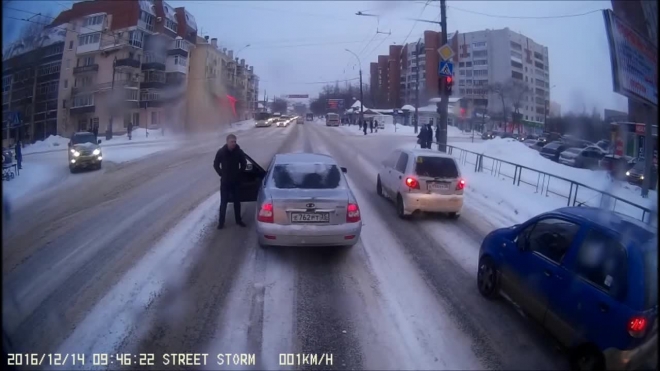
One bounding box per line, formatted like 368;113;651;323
345;49;363;126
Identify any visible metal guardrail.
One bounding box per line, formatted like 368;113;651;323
446;144;655;224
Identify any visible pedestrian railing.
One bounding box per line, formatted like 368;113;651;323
446;144;656;225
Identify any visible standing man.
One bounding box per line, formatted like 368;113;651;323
425;124;434;149
213;133;248;229
92;122;99;139
127;121;133;140
14;140;22;170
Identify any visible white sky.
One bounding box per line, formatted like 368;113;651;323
3;0;629;114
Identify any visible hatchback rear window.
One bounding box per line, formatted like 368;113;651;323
272;163;342;189
414;156;459;178
644;244;657;309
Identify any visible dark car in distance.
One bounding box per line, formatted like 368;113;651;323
540;141;570;162
626;160;658;190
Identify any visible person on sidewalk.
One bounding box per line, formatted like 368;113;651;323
363;119;367;135
127;122;133;140
374;120;379;133
417;125;428;149
369;119;374;133
14;140;22;170
425;124;434;149
92;122;99;139
213;133;248;229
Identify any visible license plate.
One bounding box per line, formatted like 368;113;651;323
291;212;330;223
428;182;449;191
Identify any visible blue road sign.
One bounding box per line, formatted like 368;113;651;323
439;60;453;77
9;112;22;128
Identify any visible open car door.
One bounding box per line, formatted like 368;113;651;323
237;153;266;202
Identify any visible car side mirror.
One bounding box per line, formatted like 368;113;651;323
341;167;347;173
97;140;102;144
246;163;253;171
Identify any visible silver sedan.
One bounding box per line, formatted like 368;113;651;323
255;153;362;247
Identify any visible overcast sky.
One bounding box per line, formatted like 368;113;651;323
3;0;628;114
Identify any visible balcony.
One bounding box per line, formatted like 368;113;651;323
115;57;141;70
73;64;99;74
142;52;166;71
167;39;190;57
71;80;139;95
141;70;166;89
165;72;185;86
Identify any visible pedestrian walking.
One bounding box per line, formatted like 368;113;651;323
127;121;133;140
213;133;248;229
363;119;367;135
369;119;374;133
374;120;379;133
425;124;434;149
417;125;428;149
92;122;99;139
14;140;22;170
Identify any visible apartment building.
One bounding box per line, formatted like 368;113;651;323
49;0;196;136
187;35;259;131
611;0;657;124
2;27;67;145
452;28;550;124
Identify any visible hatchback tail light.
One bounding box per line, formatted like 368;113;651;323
456;178;466;191
346;203;361;223
405;177;420;189
257;202;274;223
628;316;648;338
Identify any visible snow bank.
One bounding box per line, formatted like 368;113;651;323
2;161;64;202
102;143;180;164
21;135;69;154
339;123;473;138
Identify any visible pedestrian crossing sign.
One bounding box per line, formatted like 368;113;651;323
439;61;453;77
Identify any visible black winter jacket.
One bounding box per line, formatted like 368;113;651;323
213;144;247;183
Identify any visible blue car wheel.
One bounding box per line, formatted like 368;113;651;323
477;256;499;299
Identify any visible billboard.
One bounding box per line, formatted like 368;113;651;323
603;9;658;107
326;99;344;111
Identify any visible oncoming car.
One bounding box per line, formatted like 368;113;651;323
255;153;362;248
377;149;464;219
68;132;102;173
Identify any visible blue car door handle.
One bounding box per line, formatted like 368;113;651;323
544;270;552;277
599;302;609;313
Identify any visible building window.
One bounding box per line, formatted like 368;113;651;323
466;70;473;77
474;69;487;76
126;89;139;101
128;30;144;48
472;41;486;48
459;88;466;95
2;76;12;92
534;51;543;60
38;61;61;76
459;69;465;76
63;79;68;88
83;15;104;27
173;55;188;67
474;80;488;86
473;59;487;66
459;62;464;67
512;71;523;80
459;80;465;86
510;41;522;51
534;61;544;69
69;40;74;50
78;56;95;67
511;60;523;69
511;50;523;59
466;61;472;67
165;18;178;32
72;94;94;107
140;11;155;32
473;50;487;58
62;99;67;109
78;32;101;46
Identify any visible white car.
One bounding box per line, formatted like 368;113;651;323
376;148;465;219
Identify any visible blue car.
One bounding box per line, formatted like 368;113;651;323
477;207;657;370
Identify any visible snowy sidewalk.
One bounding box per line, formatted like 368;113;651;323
338;123;477;139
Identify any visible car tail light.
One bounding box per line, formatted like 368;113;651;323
628;316;648;338
456;178;466;191
346;203;361;223
405;177;420;189
257;202;274;223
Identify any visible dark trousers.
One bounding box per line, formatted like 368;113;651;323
219;181;242;226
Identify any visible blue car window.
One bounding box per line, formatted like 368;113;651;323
526;218;580;264
574;229;628;301
643;243;657;309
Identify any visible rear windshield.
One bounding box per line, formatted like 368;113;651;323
255;112;270;121
565;148;581;154
644;244;657;309
272;163;343;189
545;142;561;149
414;156;459;178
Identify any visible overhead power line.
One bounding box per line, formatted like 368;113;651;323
447;5;605;19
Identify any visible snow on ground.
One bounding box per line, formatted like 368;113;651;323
444;138;657;220
338;122;473;138
52;192;220;369
100;142;180;164
2;161;65;202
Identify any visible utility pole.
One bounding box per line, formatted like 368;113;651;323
414;38;420;134
345;49;363;126
437;0;448;152
106;56;116;140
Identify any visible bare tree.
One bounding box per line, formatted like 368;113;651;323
488;82;509;132
507;78;529;134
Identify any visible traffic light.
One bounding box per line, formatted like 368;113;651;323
445;76;454;96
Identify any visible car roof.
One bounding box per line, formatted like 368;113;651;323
552;207;656;246
405;148;454;159
74;131;94;135
274;152;337;164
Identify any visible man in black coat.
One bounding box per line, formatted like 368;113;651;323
425;124;434;149
213;133;248;229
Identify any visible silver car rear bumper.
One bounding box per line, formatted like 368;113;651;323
256;221;362;247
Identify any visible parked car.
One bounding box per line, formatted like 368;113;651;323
477;207;658;371
68;132;102;173
626;160;658;190
482;131;495;140
377;148;464;219
559;146;606;169
326;113;340;127
596;140;611;153
599;155;636;180
540;141;571;162
255;153;362;247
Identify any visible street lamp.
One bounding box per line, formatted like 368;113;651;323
345;49;363;126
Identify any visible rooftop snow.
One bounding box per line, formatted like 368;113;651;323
162;1;177;22
184;10;197;30
138;0;156;15
3;27;66;60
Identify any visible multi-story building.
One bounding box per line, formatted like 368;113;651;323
187;35;259;131
611;0;657;125
49;0;196;136
2;27;67;145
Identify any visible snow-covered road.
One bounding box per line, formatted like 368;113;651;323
3;123;568;370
